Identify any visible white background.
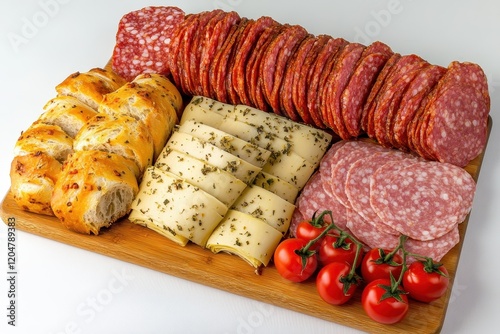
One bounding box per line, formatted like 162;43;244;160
1;0;499;333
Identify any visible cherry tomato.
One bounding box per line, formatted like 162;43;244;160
274;238;317;282
318;234;363;268
316;262;359;305
361;278;409;324
403;260;449;303
295;220;326;251
361;248;403;284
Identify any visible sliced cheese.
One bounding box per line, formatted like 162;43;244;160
180;101;225;128
217;118;292;163
130;166;226;247
252;171;299;203
178;120;271;168
165;131;261;184
262;151;315;190
128;209;189;247
206;209;284;267
233;105;333;167
231;185;295;234
155;147;247;207
185;96;333;167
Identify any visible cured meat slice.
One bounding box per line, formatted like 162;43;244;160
372;55;428;146
329;141;385;207
321;43;365;138
309;38;349;130
424;85;489;166
246;23;284;112
405;225;460;262
112;6;186;81
280;35;315;122
209;18;249;103
200;11;241;97
293;35;331;126
346;209;399;251
361;53;401;138
345;151;407;235
231;16;277;106
341;41;393;137
168;14;197;89
370;160;476;241
392;65;446;149
189;10;225;96
293;172;348;235
261;25;308;115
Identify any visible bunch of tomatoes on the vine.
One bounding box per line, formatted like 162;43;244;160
273;210;450;324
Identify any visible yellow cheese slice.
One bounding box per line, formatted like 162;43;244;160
129;166;227;247
165;131;261;184
155;147;247;207
206;209;284;267
128;209;189;247
262;151;315;190
178;120;271;168
231;185;295;234
252;171;299;203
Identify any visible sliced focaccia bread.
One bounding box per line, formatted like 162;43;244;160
51;150;139;235
38;95;98;138
10;152;62;216
99;75;179;159
74;114;154;176
14;122;73;163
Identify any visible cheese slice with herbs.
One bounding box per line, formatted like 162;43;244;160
186;96;333;167
262;151;315;190
252;171;299;203
178;120;271;168
155;147;247;207
129;166;227;247
165;131;261;184
231;185;295;234
128;209;189;246
206;209;284;267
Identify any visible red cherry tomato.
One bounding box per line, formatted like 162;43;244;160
361;248;403;284
274;238;317;282
361;278;409;324
316;262;359;305
403;260;449;303
318;234;363;268
295;220;326;251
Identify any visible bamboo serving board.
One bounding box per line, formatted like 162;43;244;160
1;118;492;333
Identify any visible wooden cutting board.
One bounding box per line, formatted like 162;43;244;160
0;118;491;334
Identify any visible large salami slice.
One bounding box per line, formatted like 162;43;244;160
370;160;476;241
293;172;348;235
112;6;185;81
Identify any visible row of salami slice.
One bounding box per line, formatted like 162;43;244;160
290;140;476;262
111;6;490;167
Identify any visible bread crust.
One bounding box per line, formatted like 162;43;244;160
10;152;62;216
51;150;139;235
14;123;73;163
74;114;154;176
39;96;98;138
55;69;126;110
99;76;179;159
